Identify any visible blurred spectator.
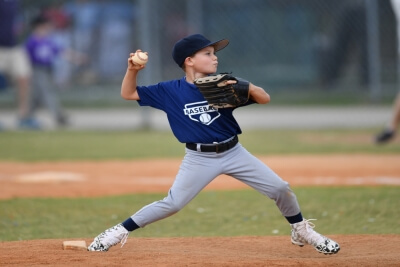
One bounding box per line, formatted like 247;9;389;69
25;14;69;127
0;72;7;90
63;0;100;84
0;0;40;129
44;4;74;89
375;93;400;143
375;0;400;144
97;0;135;80
320;0;369;88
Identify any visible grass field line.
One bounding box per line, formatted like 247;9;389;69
0;106;392;130
3;170;400;186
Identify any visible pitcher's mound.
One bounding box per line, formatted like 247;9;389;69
1;235;399;266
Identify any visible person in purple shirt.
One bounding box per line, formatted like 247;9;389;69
0;0;39;129
25;15;68;127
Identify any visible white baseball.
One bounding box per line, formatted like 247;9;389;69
131;52;148;65
199;113;211;124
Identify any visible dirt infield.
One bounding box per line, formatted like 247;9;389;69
0;154;399;266
1;154;400;199
1;235;399;266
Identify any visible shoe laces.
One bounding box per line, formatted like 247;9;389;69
99;224;130;248
120;232;129;248
295;219;324;245
303;218;316;231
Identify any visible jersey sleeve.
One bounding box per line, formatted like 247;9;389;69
136;83;167;110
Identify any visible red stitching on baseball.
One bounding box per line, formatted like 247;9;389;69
137;53;146;61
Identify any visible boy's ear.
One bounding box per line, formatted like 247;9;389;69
184;57;194;67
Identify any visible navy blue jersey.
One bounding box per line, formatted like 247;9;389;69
137;77;254;143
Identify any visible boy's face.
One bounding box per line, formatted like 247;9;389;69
189;46;218;74
36;22;54;37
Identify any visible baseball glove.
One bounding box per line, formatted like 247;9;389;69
194;73;250;108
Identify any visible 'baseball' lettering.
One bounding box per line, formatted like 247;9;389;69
183;105;215;115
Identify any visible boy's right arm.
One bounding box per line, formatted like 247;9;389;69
121;50;147;100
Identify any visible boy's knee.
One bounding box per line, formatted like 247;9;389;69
274;181;292;198
167;202;182;214
163;195;186;214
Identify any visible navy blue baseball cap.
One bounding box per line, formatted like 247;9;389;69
172;34;229;67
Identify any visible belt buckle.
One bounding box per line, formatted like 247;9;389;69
213;141;219;153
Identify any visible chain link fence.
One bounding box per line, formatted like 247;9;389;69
1;0;398;107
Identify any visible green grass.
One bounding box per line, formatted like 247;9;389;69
0;187;398;241
0;129;399;161
0;129;398;241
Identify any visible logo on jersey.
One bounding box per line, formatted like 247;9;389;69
183;101;220;125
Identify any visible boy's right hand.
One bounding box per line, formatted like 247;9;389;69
128;50;147;71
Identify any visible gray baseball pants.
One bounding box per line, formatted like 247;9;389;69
28;67;65;122
131;142;301;227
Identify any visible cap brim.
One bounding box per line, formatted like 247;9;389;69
209;39;229;52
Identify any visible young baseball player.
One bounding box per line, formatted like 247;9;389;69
88;34;340;255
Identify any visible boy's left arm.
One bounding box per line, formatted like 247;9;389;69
249;83;270;104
